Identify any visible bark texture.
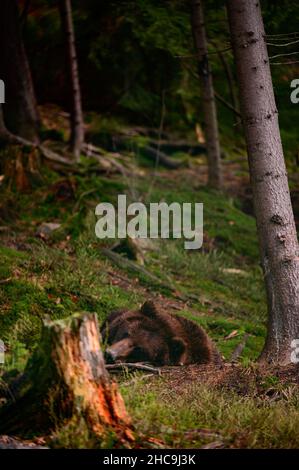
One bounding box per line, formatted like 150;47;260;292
227;0;299;364
191;0;223;189
0;313;133;444
0;0;39;142
59;0;84;162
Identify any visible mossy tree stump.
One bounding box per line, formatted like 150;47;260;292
0;144;41;191
0;313;134;445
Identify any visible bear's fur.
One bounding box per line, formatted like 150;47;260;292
101;301;222;366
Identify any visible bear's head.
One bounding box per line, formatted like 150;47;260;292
101;301;187;365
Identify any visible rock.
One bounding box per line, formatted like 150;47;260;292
36;222;61;240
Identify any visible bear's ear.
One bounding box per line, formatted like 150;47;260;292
170;337;186;364
140;300;159;317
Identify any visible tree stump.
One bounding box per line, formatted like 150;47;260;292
0;313;134;445
0;143;41;191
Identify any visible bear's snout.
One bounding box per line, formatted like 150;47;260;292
105;338;134;363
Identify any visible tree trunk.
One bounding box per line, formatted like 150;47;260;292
191;0;223;189
0;0;39;143
0;313;134;445
0;105;7;138
59;0;84;162
227;0;299;365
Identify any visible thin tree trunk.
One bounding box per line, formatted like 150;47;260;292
227;0;299;365
191;0;223;189
0;0;39;143
59;0;84;162
0;105;7;138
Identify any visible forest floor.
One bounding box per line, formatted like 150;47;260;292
1;110;299;448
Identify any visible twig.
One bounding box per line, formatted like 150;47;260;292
269;51;299;60
267;39;299;47
106;363;161;375
174;46;232;58
72;188;99;213
230;333;250;362
0;278;12;285
215;91;242;118
266;32;299;39
145;89;167;200
270;60;299;65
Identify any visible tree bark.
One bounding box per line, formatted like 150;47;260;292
0;313;133;444
59;0;84;162
191;0;223;189
227;0;299;364
0;0;39;142
0;105;7;138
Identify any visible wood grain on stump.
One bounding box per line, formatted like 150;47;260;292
0;313;134;444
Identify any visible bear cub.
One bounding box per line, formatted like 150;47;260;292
101;301;222;366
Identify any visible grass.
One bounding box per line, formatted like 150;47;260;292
0;147;296;448
1;166;265;333
121;376;299;448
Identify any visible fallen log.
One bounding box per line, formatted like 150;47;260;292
111;136;185;169
140;145;185;168
0;313;134;444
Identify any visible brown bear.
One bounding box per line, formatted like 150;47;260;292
101;301;222;366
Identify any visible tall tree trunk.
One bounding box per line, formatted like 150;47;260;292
59;0;84;162
191;0;223;189
227;0;299;365
0;0;39;143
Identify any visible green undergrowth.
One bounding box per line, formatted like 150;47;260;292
0;157;279;448
0;165;267;369
121;377;299;449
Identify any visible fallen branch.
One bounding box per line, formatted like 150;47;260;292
215;91;242;119
0;123;74;167
0;278;12;285
137;144;184;169
106;363;161;375
39;145;74;166
111;136;185;169
82;142;143;178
